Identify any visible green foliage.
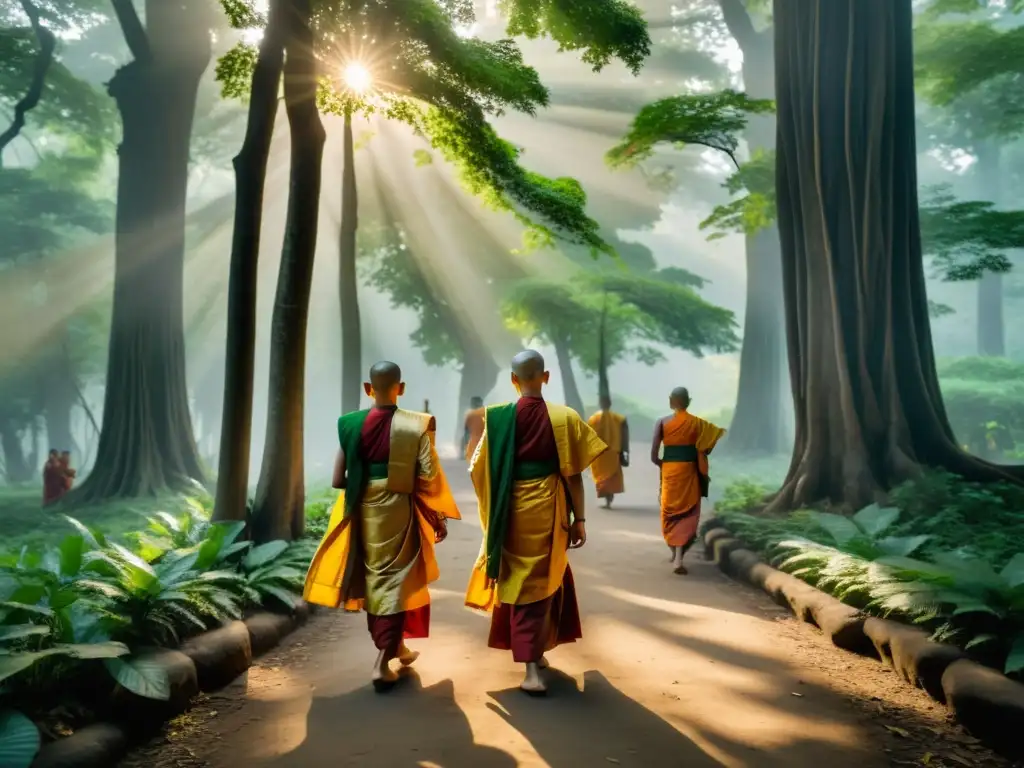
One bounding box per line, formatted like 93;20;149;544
699;149;776;239
0;709;39;768
214;42;259;101
606;89;775;170
936;357;1024;458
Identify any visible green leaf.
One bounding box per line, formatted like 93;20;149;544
852;504;901;538
58;535;85;578
243;541;290;571
876;535;931;558
104;656;171;701
0;625;50;643
0;709;40;768
1000;553;1024;589
1005;633;1024;676
58;641;129;660
811;513;862;547
0;649;62;684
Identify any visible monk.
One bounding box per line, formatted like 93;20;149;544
465;350;607;696
462;396;485;461
304;361;462;691
651;387;725;575
60;451;76;493
588;395;629;508
42;449;64;506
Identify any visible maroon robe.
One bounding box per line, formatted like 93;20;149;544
487;396;583;662
42;460;65;506
359;405;431;655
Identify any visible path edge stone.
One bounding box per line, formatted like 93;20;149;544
700;519;1024;760
30;603;315;768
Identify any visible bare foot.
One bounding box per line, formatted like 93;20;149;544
398;644;420;667
538;655;550;670
520;662;547;696
673;562;688;575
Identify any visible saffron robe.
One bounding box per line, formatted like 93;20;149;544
465;397;606;657
464;407;485;461
588;410;626;497
655;410;725;549
304;407;461;637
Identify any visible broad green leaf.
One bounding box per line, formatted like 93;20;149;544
876;535;931;558
1005;633;1024;676
257;584;299;609
0;649;62;683
58;641;129;660
58;535;85;578
852;504;901;538
60;516;103;549
0;709;40;768
1000;553;1024;589
0;625;50;643
0;602;53;619
243;541;289;571
104;656;171;701
930;552;1002;587
811;513;862;547
952;603;1002;618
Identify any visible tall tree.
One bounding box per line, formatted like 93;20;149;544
338;104;362;413
68;0;216;500
769;0;1023;513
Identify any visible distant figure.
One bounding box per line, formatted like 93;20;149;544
464;349;606;696
588;395;629;508
462;395;485;461
42;449;64;506
304;361;461;692
651;388;725;575
60;450;76;494
423;399;430;414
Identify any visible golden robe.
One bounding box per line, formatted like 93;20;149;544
658;409;725;548
588;409;626;497
304;409;461;614
464;402;607;612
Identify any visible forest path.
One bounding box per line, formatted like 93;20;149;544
121;458;1010;767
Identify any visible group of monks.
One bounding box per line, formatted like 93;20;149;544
304;350;724;696
42;449;76;506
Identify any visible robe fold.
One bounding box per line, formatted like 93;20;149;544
656;410;725;551
588;410;626;497
465;396;607;662
304;406;461;652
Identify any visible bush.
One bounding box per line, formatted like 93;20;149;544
937;356;1024;459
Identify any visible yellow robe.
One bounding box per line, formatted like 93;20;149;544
304;409;461;613
464;402;607;611
588;410;625;496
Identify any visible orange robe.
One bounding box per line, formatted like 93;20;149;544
655;410;725;549
588;410;625;497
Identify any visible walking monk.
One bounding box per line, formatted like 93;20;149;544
651;387;725;575
588;395;629;508
462;395;485;462
465;350;607;696
304;361;461;691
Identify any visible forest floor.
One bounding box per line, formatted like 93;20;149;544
119;459;1016;768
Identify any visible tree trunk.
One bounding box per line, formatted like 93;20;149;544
976;272;1005;357
770;0;1022;513
724;15;791;454
339;111;362;413
456;343;500;441
250;0;326;543
0;423;31;483
213;0;287;524
42;324;77;454
553;335;585;415
69;2;210;501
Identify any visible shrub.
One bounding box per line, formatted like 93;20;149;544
937;356;1024;458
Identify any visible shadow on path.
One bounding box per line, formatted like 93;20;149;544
262;669;516;767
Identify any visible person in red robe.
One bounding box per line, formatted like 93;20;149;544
59;450;76;493
42;449;64;506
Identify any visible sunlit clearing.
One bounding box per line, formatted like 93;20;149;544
595;584;763;622
343;62;372;93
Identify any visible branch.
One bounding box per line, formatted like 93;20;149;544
717;0;760;53
111;0;152;61
0;0;56;164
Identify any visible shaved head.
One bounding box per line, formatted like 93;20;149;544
510;349;549;395
364;360;405;405
670;387;691;409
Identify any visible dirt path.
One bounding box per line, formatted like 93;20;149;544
121;459;1014;768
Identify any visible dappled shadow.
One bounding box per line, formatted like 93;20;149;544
488;668;724;767
260;668;516;767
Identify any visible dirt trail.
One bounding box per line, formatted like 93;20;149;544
121;458;1014;767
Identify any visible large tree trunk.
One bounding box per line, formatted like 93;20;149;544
70;1;210;501
42;324;77;454
719;6;791;454
456;342;500;441
553;335;585;415
250;0;326;543
0;423;31;483
213;0;287;524
339;111;363;413
770;0;1022;513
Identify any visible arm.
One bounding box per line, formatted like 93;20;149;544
620;418;630;458
567;472;587;548
650;418;663;466
331;448;346;489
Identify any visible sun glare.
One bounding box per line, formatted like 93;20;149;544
343;62;372;93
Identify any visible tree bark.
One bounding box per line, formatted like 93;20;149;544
213;0;287;524
719;7;791;454
0;423;31;483
456;342;500;440
69;0;210;501
553;335;585;415
42;335;77;455
339;111;363;413
250;0;326;543
770;0;1023;513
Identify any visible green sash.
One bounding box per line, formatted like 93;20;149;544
513;460;558;481
485;403;517;580
337;410;371;519
663;443;698;462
